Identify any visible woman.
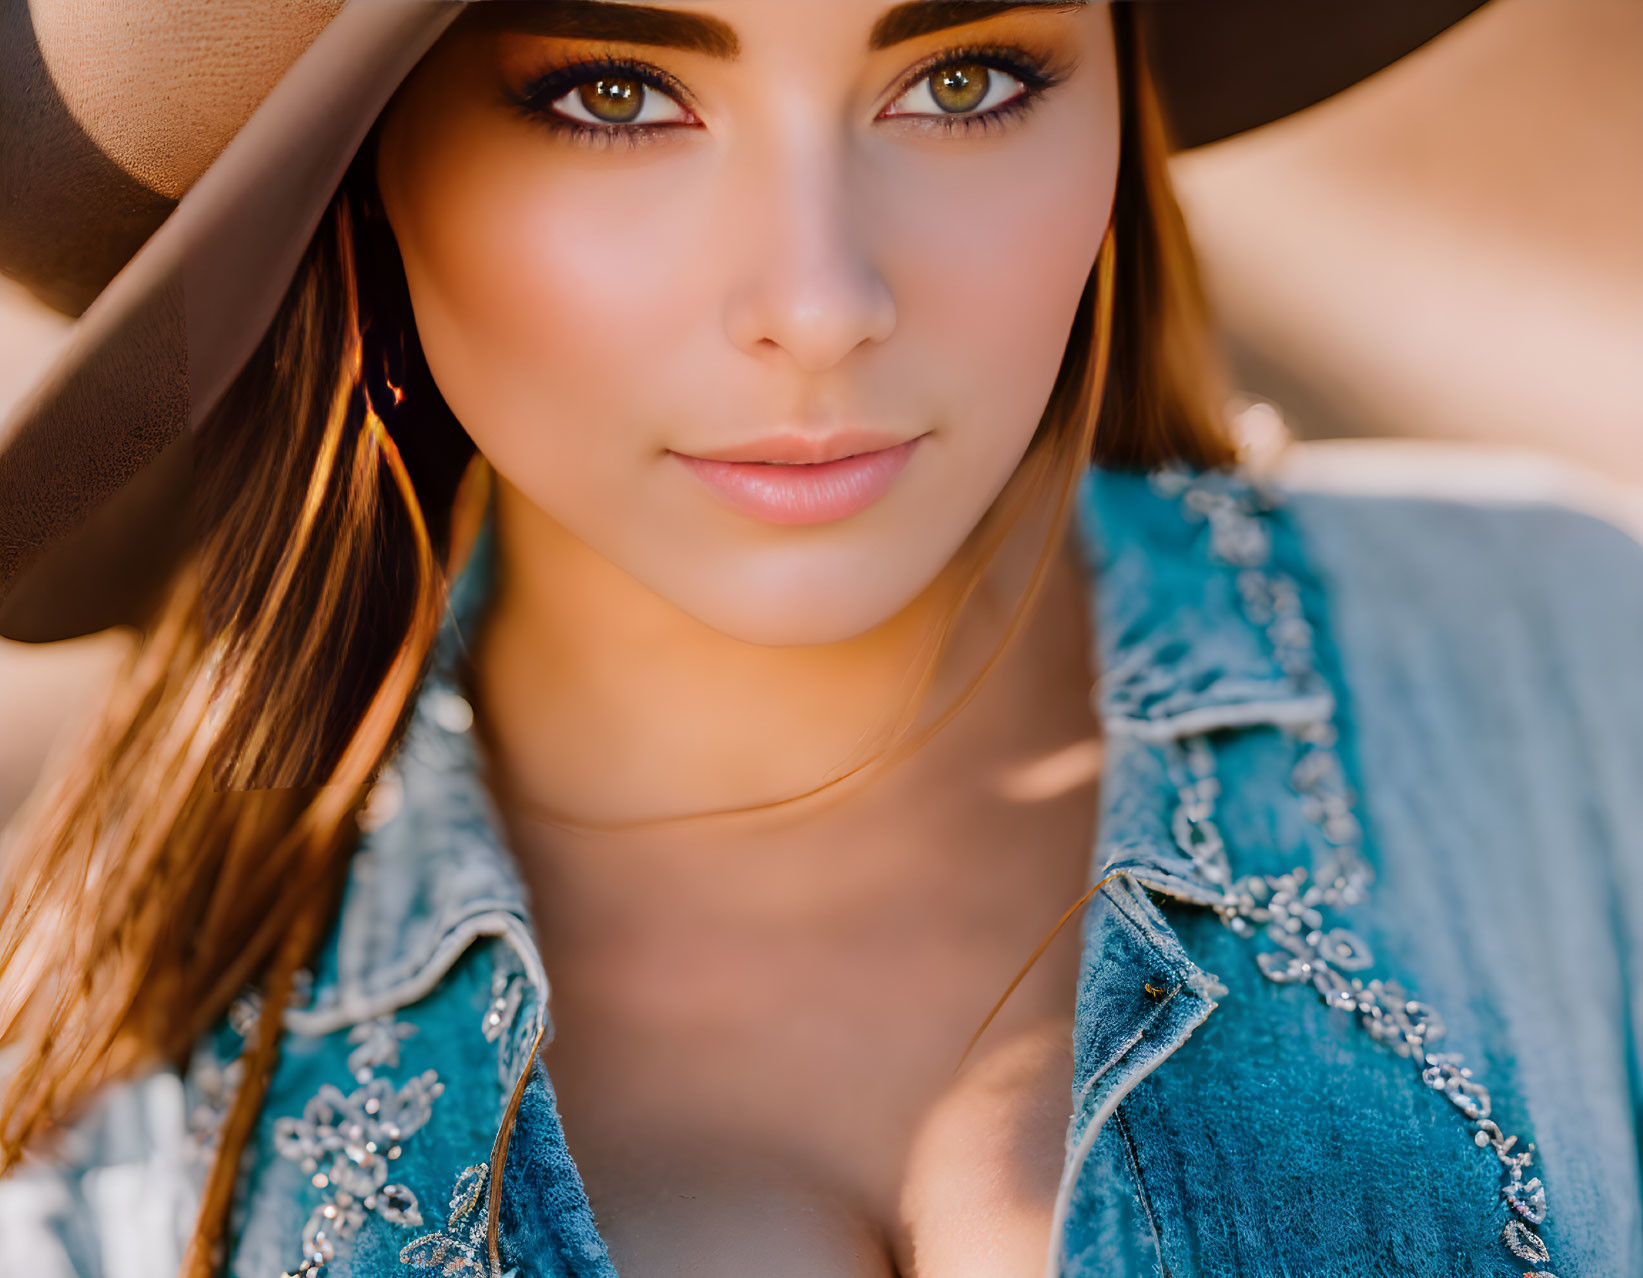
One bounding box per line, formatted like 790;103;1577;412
0;2;1636;1276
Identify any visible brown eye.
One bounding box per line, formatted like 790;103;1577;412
578;77;645;124
881;57;1035;123
929;63;991;114
541;68;694;131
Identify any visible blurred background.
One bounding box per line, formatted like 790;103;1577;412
1169;0;1642;473
1;0;1640;828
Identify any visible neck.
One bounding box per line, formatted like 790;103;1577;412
467;475;1072;834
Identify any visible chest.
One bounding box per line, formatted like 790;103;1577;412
504;558;1107;1273
528;776;1099;1277
538;999;1082;1278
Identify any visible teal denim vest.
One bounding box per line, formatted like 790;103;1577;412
7;460;1641;1277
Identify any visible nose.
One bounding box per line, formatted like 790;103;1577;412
721;135;897;375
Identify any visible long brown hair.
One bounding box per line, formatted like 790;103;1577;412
0;6;1234;1269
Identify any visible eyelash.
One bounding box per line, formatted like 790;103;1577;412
509;43;1067;152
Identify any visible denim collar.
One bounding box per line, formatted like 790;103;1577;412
1078;463;1334;739
290;460;1327;1032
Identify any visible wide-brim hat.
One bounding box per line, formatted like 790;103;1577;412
0;0;1490;643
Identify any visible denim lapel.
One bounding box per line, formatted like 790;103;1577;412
1079;464;1335;740
1070;463;1338;904
1044;462;1346;1277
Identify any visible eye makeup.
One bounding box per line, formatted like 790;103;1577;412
881;42;1074;136
503;41;1075;152
506;52;699;149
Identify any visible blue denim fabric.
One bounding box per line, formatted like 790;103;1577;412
4;460;1640;1278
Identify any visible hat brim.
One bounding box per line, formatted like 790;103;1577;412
0;0;1490;642
1142;0;1491;149
0;0;460;641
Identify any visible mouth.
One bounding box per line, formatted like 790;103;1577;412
670;433;927;526
679;428;917;466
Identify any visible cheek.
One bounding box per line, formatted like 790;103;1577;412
385;124;706;491
884;113;1119;480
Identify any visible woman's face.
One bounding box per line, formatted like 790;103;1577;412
376;0;1119;645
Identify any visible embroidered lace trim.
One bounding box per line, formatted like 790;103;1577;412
400;1163;494;1275
272;1016;445;1278
1148;466;1561;1277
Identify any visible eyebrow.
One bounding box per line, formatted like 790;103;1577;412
869;2;1087;50
479;1;1086;59
479;2;740;58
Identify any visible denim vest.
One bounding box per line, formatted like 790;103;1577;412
6;457;1641;1278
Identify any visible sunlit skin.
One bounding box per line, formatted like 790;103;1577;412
375;2;1118;1273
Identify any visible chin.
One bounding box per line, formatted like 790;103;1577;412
655;559;942;648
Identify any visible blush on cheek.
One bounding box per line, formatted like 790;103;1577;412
876;78;1119;442
392;131;717;484
884;157;1114;494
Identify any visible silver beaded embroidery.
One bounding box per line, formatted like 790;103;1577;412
227;988;264;1040
185;988;264;1163
1148;467;1562;1277
483;966;525;1047
400;1163;494;1275
185;1048;246;1166
188;975;318;1167
272;1020;446;1278
347;1014;420;1083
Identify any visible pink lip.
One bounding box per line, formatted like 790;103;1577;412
685;428;912;465
673;435;924;525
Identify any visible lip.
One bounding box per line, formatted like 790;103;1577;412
671;434;925;525
683;428;913;466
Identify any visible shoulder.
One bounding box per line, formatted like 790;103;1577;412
1263;438;1643;763
1269;437;1643;627
1269;434;1643;555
